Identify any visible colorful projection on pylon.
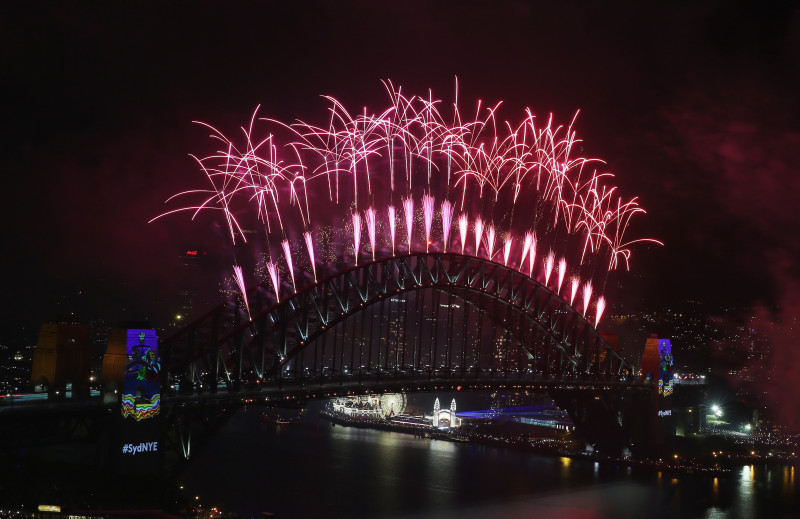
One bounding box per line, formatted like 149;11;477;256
122;329;161;420
658;339;674;397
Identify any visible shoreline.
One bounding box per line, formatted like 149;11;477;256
318;409;779;476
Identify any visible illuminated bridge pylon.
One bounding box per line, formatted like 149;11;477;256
162;253;637;396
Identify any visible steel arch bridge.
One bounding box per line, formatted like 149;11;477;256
161;252;637;398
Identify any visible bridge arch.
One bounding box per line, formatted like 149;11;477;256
162;253;634;395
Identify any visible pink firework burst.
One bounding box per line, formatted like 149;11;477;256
153;81;660;314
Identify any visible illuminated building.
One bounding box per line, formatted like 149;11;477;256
174;248;210;325
431;397;461;428
330;393;407;418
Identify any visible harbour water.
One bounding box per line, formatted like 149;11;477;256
180;406;799;518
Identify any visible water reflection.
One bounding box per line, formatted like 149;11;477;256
703;507;727;519
181;410;800;519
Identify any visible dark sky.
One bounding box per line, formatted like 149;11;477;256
2;1;799;346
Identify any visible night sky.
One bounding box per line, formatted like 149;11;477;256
2;1;799;347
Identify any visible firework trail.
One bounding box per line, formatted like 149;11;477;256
458;213;469;255
503;236;512;266
387;205;397;256
582;282;593;317
486;225;497;260
403;197;414;253
521;232;533;267
423;194;435;252
595;296;606;327
267;261;280;302
544;252;555;287
304;231;317;282
365;207;377;260
233;265;251;319
570;277;579;306
441;200;454;252
474;217;484;256
352;212;362;265
528;234;537;277
281;240;296;291
557;258;566;294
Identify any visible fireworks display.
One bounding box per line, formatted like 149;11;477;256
153;81;661;326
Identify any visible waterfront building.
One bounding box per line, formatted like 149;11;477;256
431;398;462;428
330;393;407;418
